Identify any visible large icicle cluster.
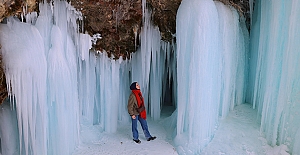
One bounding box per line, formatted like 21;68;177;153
130;0;176;120
215;1;249;118
0;1;88;154
79;51;126;133
0;0;177;154
8;0;300;154
0;16;48;155
175;0;249;153
248;0;300;153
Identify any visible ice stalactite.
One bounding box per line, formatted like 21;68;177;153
249;0;254;26
0;17;48;155
0;1;87;154
130;1;175;121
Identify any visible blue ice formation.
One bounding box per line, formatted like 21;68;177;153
0;0;299;154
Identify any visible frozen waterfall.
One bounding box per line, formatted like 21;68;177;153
175;0;248;153
0;0;299;154
0;0;174;154
248;0;300;153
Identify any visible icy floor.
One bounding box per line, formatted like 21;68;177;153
72;111;178;155
200;103;264;155
72;104;288;155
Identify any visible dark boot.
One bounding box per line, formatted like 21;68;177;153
133;139;141;144
147;136;156;141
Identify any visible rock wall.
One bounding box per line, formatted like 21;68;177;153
69;0;182;59
70;0;143;59
0;47;7;104
0;0;36;21
147;0;181;42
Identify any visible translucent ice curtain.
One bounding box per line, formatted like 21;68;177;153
248;0;300;153
175;0;249;153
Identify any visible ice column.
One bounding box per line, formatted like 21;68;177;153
249;0;300;152
45;1;82;154
0;17;48;155
81;51;124;133
215;2;249;117
130;0;169;120
118;58;131;122
176;0;221;153
0;1;86;154
176;0;248;153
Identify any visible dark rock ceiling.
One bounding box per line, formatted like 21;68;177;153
70;0;145;59
69;0;182;60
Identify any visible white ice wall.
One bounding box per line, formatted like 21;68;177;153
175;0;248;153
249;0;300;153
0;17;48;155
215;2;249;117
176;0;220;153
0;1;86;154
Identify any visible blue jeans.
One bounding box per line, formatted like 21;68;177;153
131;115;152;140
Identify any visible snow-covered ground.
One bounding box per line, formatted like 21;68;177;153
72;106;177;155
72;103;288;155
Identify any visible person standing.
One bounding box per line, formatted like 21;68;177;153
127;82;156;144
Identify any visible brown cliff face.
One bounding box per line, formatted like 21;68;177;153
69;0;182;59
0;0;37;21
0;0;250;104
70;0;144;60
147;0;181;43
0;48;8;104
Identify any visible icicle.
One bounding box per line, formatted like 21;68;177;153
21;5;25;22
133;24;139;50
0;16;48;155
249;0;253;26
